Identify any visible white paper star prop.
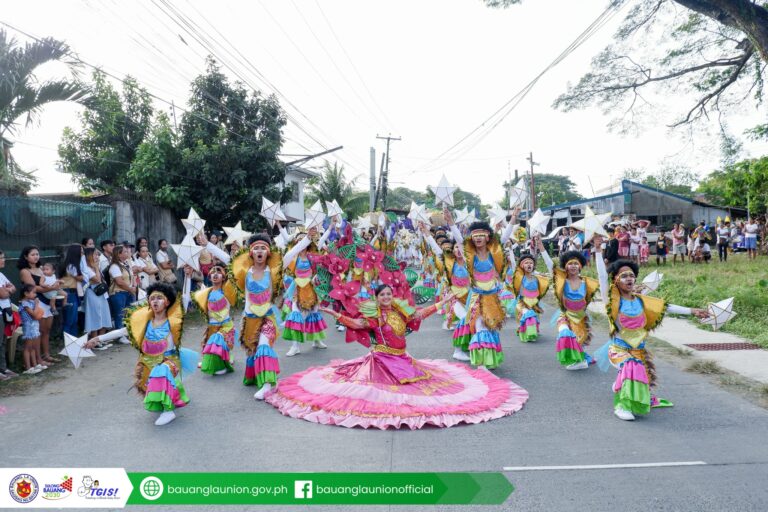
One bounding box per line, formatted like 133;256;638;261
700;297;737;331
544;225;564;240
273;234;287;251
487;205;509;228
453;206;470;225
260;197;287;227
172;234;203;272
223;221;253;246
527;208;551;236
465;208;478;225
355;215;373;231
641;270;664;292
182;207;206;237
304;200;326;230
507;178;528;209
570;206;610;240
59;333;95;369
408;201;430;225
429;174;457;207
325;199;344;220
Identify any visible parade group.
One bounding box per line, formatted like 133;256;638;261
11;196;730;429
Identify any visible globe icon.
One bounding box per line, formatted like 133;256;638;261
140;478;163;500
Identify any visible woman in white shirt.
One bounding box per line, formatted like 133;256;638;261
744;218;759;260
134;245;159;290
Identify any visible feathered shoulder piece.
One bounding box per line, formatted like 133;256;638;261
464;233;505;278
228;246;283;297
606;284;667;335
125;296;184;350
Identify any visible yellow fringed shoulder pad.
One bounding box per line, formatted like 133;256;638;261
193;286;210;316
463;234;504;280
535;274;550;299
228;247;252;294
267;249;283;296
167;298;184;349
640;294;667;331
584;276;600;304
125;296;184;350
223;280;239;307
552;267;566;304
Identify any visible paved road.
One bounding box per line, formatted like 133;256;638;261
2;305;768;512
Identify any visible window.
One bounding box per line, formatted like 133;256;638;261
289;181;300;203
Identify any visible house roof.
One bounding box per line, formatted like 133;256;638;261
539;191;625;212
286;165;320;179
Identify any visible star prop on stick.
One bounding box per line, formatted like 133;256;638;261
544;225;564;240
429;174;457;207
172;234;203;272
260;197;287;227
355;215;373;230
223;221;253;246
570;206;610;240
453;206;470;225
507;178;528;208
641;270;663;292
304;200;326;230
182;207;206;237
59;333;95;369
527;208;551;236
325;199;344;220
700;297;737;331
408;201;430;225
487;205;509;228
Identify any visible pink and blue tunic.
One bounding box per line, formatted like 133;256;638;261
449;262;472;351
282;256;327;343
516;275;543;342
466;255;505;369
200;289;236;375
142;320;190;412
554;280;594;366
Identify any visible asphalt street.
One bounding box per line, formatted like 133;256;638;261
2;305;768;512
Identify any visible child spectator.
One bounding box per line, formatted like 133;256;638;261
20;284;45;374
629;227;641;264
0;249;18;381
656;232;668;265
702;241;712;263
639;236;650;265
41;262;66;315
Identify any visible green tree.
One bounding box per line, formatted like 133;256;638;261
131;57;287;229
620;165;698;196
0;29;90;194
697;156;768;213
59;71;153;192
305;161;371;218
486;1;768;132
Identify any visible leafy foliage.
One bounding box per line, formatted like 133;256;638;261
503;173;582;207
622;164;699;197
697;156;768;213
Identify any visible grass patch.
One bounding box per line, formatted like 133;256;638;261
758;384;768;397
580;254;768;348
687;359;724;375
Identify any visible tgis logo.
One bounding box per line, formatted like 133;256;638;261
77;475;120;500
9;474;39;504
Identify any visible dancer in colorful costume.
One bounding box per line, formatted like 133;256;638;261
594;241;710;421
265;283;529;429
506;247;550;342
86;282;196;426
194;263;239;375
445;210;512;369
280;221;335;356
206;234;283;400
422;225;471;361
537;237;598;369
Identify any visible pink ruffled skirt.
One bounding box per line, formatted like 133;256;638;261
266;351;529;429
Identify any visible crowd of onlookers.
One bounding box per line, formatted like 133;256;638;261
0;233;233;381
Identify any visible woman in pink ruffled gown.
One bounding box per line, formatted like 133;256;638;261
265;284;529;429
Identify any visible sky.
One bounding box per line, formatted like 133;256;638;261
4;0;768;206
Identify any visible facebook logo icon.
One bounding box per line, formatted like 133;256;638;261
295;480;313;499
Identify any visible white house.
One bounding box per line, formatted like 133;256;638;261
283;165;320;223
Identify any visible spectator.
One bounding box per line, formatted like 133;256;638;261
557;228;569;256
81;238;95;249
136;237;149;250
107;245;136;334
58;244;85;336
671;223;686;264
639;236;650;265
99;240;115;273
41;262;65;316
18;246;60;366
0;249;18;381
629;227;641;264
616;225;630;258
702;240;712;263
656;231;669;265
604;227;620;265
83;248;112;343
155;239;177;285
134;245;159;290
717;221;731;262
745;217;759;260
19;284;45;374
198;238;213;286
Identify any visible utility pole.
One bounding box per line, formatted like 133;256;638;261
170;101;178;131
374;153;386;209
369;147;376;211
376;134;401;210
527;152;539;214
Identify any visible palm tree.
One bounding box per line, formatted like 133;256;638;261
305;161;370;218
0;29;91;194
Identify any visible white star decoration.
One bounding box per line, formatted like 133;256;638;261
355;215;373;230
260;197;287;227
172;234;203;272
570;206;610;240
408;201;430;225
641;270;664;292
527;208;551;236
487;205;509;228
325;199;344;220
701;297;737;331
507;178;528;209
59;333;95;369
453;206;470;225
181;207;206;237
304;200;326;230
429;174;457;207
223;221;253;246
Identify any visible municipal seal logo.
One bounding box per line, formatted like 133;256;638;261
9;474;39;504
